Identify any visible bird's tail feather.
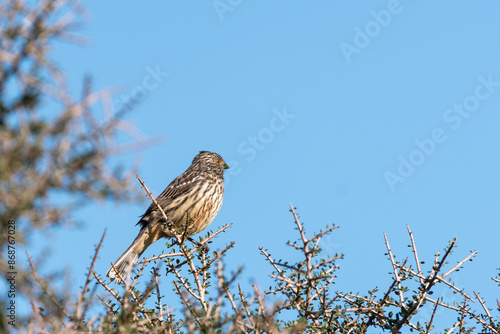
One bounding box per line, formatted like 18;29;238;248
106;229;147;282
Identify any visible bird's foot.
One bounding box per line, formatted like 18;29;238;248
188;237;209;253
161;217;174;234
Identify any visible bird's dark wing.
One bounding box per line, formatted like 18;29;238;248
136;170;200;228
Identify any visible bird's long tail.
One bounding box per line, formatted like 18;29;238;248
106;228;150;282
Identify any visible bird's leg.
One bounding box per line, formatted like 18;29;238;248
164;235;209;254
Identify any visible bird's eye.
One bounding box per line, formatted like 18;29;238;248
216;159;221;163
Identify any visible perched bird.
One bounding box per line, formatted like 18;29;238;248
106;151;229;281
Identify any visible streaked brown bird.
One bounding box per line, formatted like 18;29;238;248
106;151;229;281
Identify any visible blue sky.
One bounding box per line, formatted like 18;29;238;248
16;0;500;329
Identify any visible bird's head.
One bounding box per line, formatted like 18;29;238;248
192;151;229;175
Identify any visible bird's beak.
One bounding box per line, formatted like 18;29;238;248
223;163;229;169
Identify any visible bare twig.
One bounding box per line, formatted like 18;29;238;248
135;252;184;265
473;291;494;326
154;268;164;322
384;232;405;306
93;271;123;305
239;284;255;328
136;174;182;245
75;230;106;326
396;264;474;302
441;250;477;279
26;251;72;320
425;297;440;334
407;225;424;285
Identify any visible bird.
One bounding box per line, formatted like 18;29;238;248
106;151;229;281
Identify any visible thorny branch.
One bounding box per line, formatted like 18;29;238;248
24;198;500;333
